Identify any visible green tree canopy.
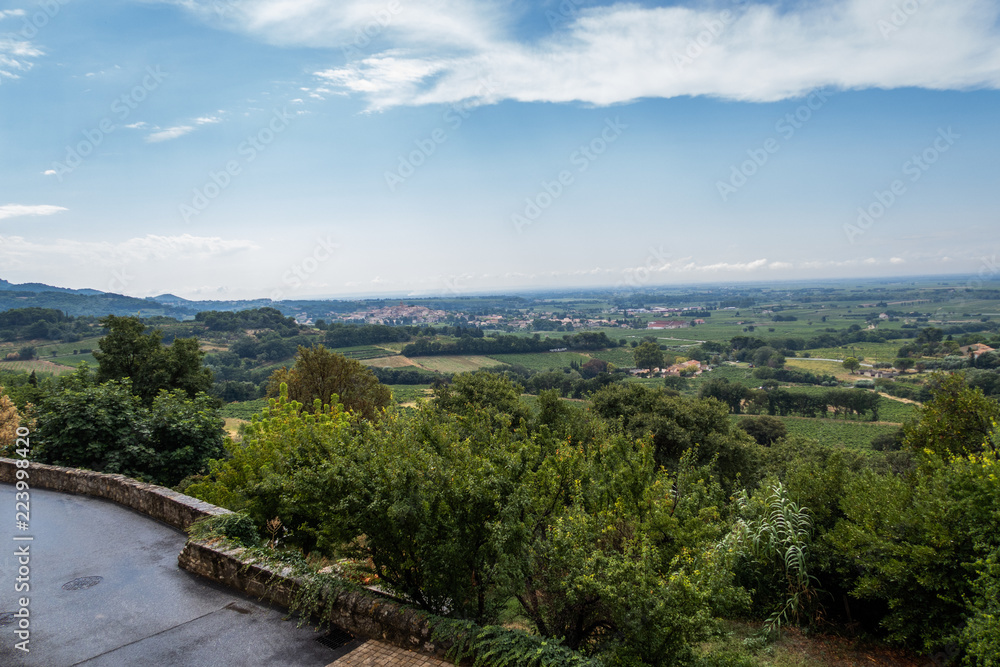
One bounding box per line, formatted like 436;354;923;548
633;340;664;371
738;415;788;446
35;377;224;486
92;315;212;404
903;372;1000;459
842;356;861;374
266;344;390;421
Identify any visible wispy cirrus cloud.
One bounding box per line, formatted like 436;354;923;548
164;0;507;52
0;36;43;83
146;125;195;142
0;204;67;220
143;112;223;142
0;233;257;268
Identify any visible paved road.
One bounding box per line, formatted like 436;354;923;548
0;484;357;667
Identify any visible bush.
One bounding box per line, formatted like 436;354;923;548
737;416;787;446
827;449;1000;652
36;376;225;486
190;512;261;547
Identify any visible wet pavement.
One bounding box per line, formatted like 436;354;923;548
0;484;358;666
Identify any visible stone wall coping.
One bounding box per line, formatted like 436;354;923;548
0;457;230;531
177;539;456;661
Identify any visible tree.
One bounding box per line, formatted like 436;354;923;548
903;372;1000;459
738;416;787;446
698;377;752;414
591;383;759;489
752;346;785;369
35;378;224;486
842;357;861;374
267;345;390;421
633;340;664;371
0;387;22;457
17;345;36;361
433;371;531;426
894;357;915;372
92;315;212;405
578;358;608;379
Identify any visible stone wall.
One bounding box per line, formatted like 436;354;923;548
177;540;451;660
0;457;457;662
0;457;229;530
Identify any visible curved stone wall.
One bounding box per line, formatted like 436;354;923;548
0;457;229;530
0;457;456;662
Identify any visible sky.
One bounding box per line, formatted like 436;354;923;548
1;0;999;301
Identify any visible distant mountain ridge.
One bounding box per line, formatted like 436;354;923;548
0;278;294;319
0;278;105;296
147;293;194;305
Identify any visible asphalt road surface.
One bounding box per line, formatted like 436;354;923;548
0;484;357;666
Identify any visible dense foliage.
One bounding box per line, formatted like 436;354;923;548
180;366;1000;665
34;368;225;485
93;315;213;405
265;345;391;420
401;331;616;357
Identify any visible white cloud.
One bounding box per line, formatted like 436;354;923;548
0;36;43;82
42;169;57;176
304;0;1000;109
0;204;67;220
167;0;507;52
124;121;150;129
0;233;257;269
890;256;905;264
146;125;195;142
194;115;221;124
697;258;770;272
0;9;26;19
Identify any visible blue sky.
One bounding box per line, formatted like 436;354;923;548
1;0;999;300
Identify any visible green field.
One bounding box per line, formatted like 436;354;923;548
588;347;637;367
4;335;102;356
329;345;397;360
0;336;102;368
47;354;95;367
219;398;270;420
686;363;759;391
412;355;507;374
797;342;905;363
389;384;433;405
874;395;920;423
488;351;591;371
777;416;901;449
0;359;77;376
785;358;856;380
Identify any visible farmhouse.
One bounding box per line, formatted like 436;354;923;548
647;320;689;330
961;343;995;359
663;359;705;376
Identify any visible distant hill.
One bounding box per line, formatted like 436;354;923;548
0;290;193;318
0;278;299;319
0;278;104;296
147;294;193;306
